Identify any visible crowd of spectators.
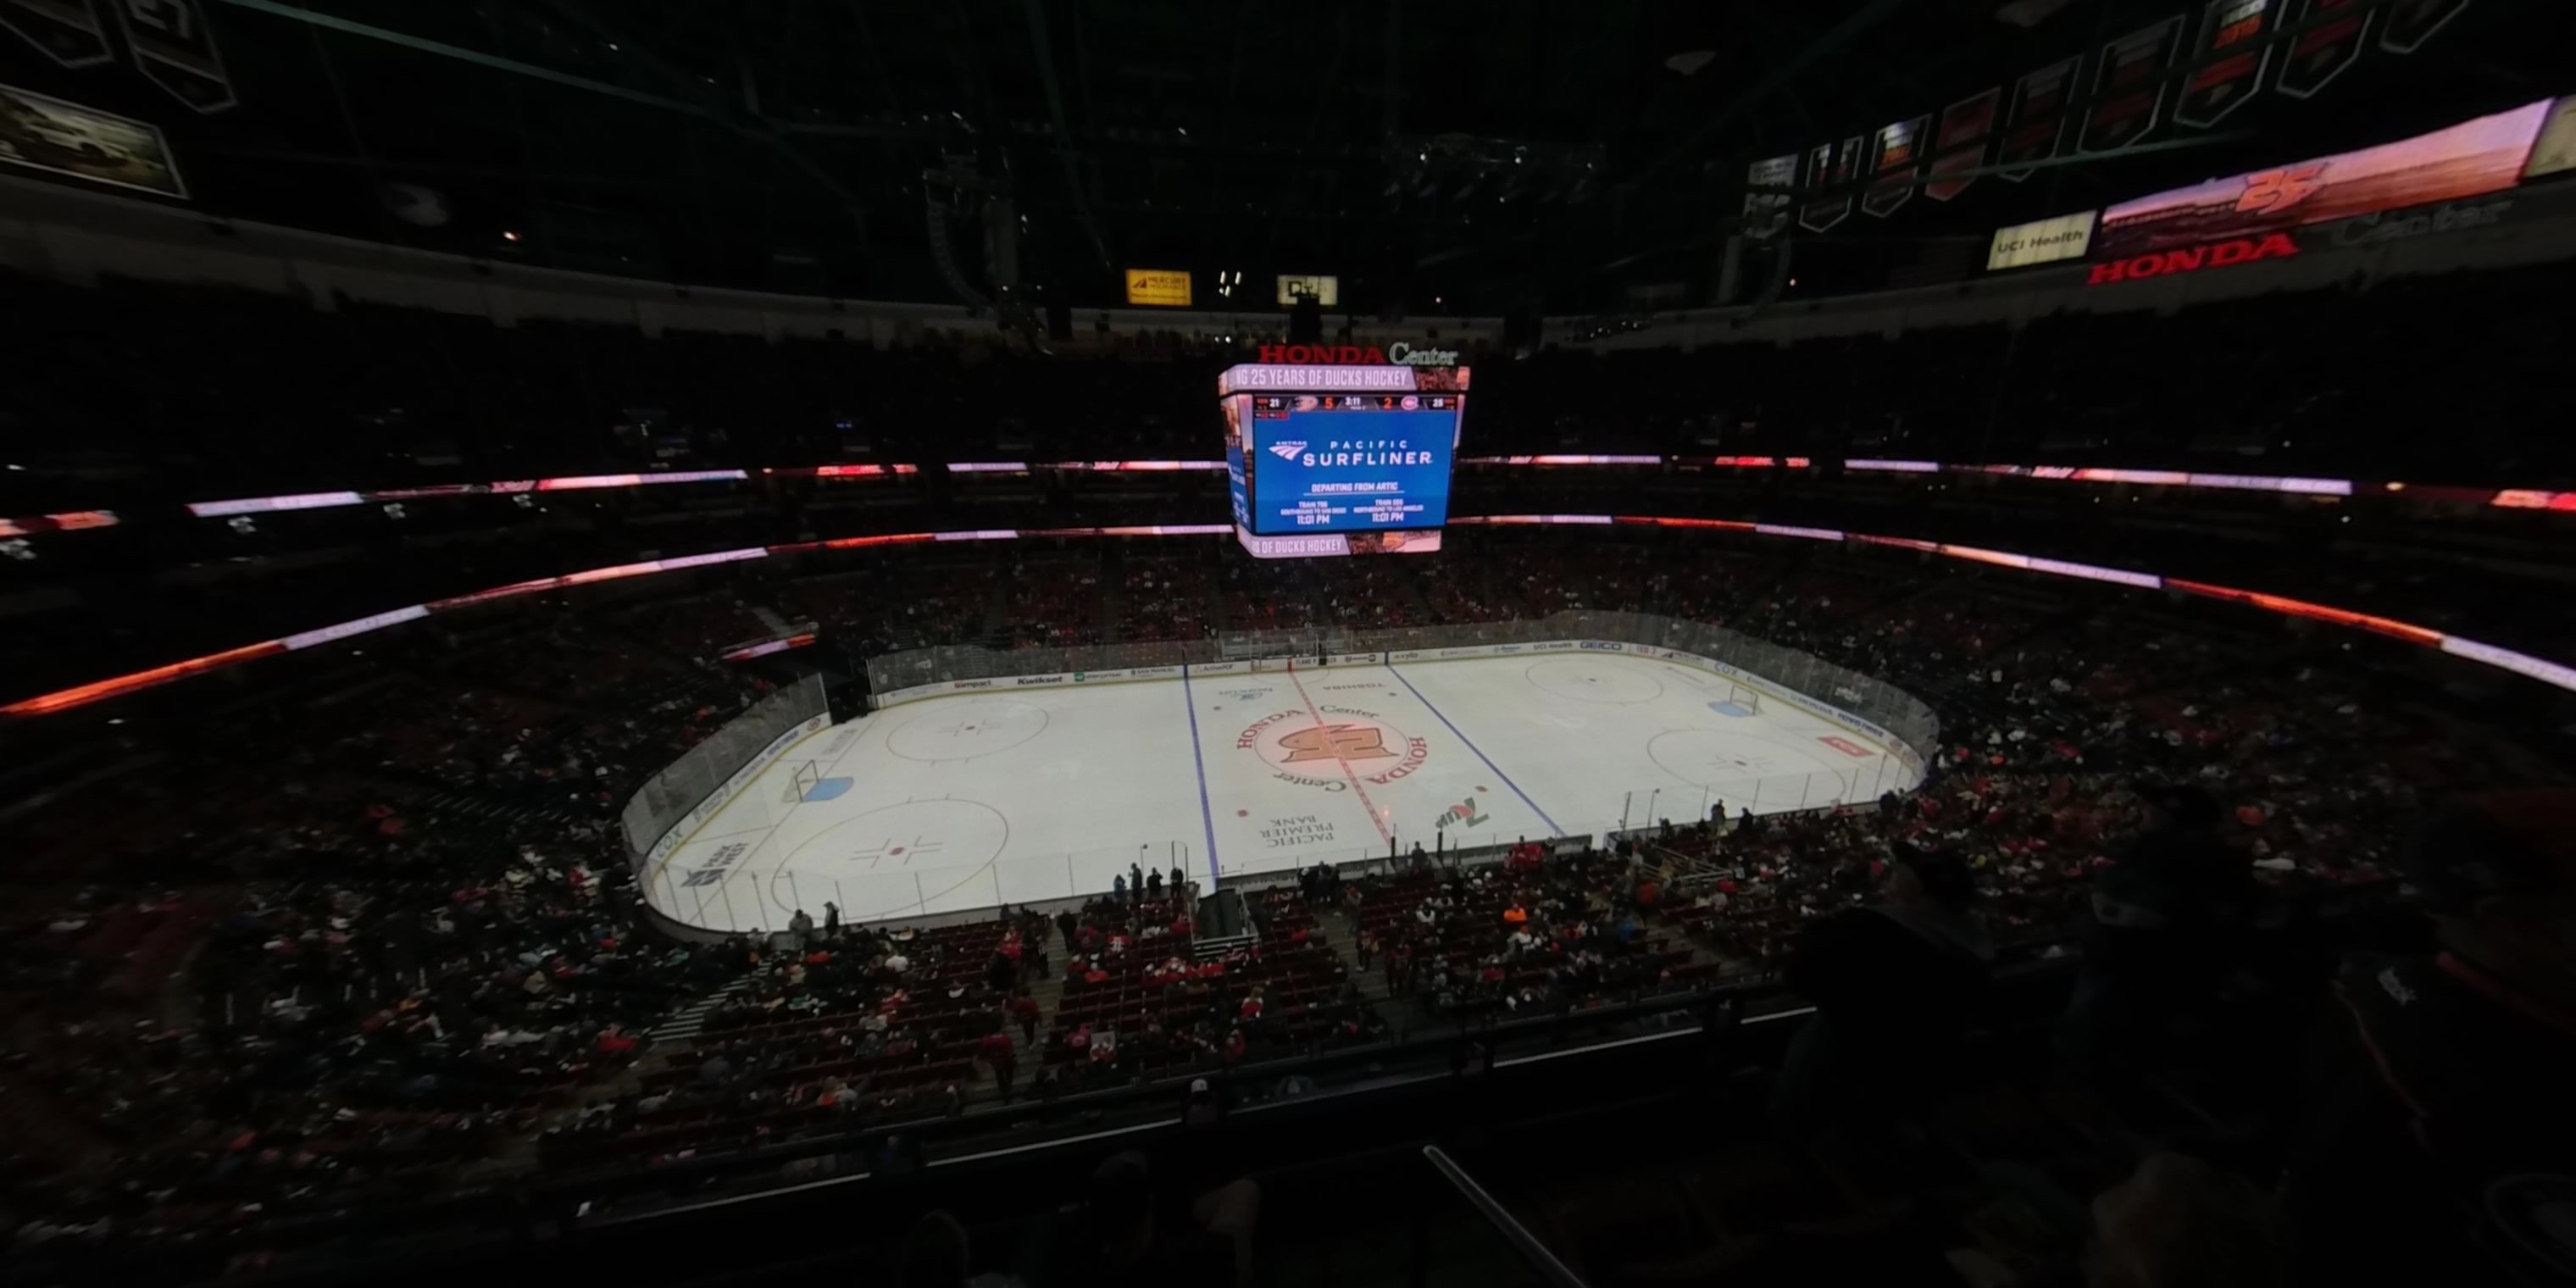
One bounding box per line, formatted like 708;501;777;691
1346;850;1702;1020
0;525;2547;1269
543;910;1040;1168
2;593;780;1253
1041;879;1376;1094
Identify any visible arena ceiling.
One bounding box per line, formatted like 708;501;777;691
14;0;2572;311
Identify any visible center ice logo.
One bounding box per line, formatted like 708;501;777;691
1276;724;1394;763
1236;705;1430;791
1267;440;1307;461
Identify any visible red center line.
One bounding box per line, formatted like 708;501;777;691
1282;660;1393;847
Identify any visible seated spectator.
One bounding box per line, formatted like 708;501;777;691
2286;791;2576;1288
2058;785;2256;1077
1773;846;1993;1132
1041;1151;1258;1288
2085;1153;2284;1288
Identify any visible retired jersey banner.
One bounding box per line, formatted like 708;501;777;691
1744;153;1798;239
114;0;234;112
1862;115;1930;218
0;0;110;66
2278;0;2373;98
1925;88;2001;202
2080;16;2184;153
1998;58;2079;181
2381;0;2470;54
1797;136;1863;233
2176;0;2276;127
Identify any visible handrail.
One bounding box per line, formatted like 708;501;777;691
1421;1145;1591;1288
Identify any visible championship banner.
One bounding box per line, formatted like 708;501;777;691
1124;267;1192;307
114;0;234;112
1997;58;2079;181
2380;0;2470;54
1797;136;1863;233
2091;97;2551;260
0;80;187;197
1861;114;1930;218
2278;0;2373;98
2174;0;2276;128
2079;16;2184;153
1924;88;2001;202
0;0;110;66
1743;153;1798;239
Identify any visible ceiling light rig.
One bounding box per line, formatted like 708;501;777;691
1385;134;1603;207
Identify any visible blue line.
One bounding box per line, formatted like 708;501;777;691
1180;668;1223;883
1385;661;1564;836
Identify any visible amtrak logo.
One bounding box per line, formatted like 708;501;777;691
1267;440;1307;462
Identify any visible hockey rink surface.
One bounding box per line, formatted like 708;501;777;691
645;652;1918;931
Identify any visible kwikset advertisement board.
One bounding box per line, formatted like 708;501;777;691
1219;361;1469;559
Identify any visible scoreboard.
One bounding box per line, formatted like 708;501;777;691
1219;363;1468;558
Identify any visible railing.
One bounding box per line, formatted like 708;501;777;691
647;839;1199;933
1423;1146;1591;1288
1214;835;1590;893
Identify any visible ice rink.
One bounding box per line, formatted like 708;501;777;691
643;652;1918;931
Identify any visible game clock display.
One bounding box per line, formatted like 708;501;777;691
1219;364;1467;559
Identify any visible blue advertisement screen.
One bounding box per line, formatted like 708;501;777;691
1246;404;1457;535
1224;408;1252;532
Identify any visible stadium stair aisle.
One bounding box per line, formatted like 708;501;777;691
1385;560;1439;625
1095;554;1129;647
648;975;754;1047
974;565;1016;645
1003;946;1069;1100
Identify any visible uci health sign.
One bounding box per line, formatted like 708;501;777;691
1986;210;2096;271
1124;268;1193;307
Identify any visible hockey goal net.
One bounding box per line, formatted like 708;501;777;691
780;759;822;804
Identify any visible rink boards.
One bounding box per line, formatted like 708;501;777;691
639;645;1924;933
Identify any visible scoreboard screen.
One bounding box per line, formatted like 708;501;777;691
1219;363;1468;558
